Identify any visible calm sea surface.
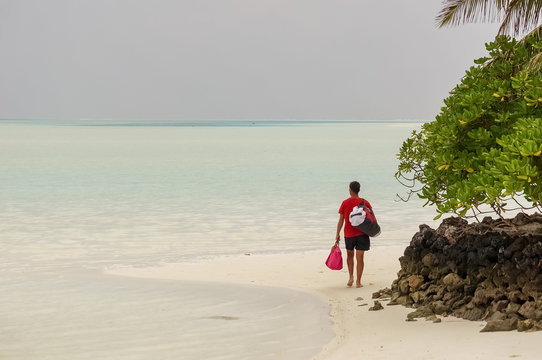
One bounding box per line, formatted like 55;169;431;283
0;120;436;359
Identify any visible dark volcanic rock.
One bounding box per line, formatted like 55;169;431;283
517;319;542;332
481;318;519;332
369;300;384;311
372;287;392;299
383;213;542;332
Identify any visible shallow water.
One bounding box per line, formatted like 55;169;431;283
0;120;435;270
0;120;435;359
1;271;332;360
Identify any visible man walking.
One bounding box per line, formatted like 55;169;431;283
336;181;372;288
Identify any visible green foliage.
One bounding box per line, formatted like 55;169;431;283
396;35;542;219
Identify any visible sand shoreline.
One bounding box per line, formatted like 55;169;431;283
106;245;542;360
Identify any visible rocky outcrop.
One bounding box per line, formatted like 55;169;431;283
369;300;384;311
381;213;542;332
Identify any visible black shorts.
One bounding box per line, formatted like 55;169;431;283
345;234;370;251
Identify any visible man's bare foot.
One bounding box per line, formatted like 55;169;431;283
356;283;363;288
347;279;353;287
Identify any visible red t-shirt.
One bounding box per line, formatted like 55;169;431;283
339;197;373;238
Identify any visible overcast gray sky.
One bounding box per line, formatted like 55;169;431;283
0;0;500;121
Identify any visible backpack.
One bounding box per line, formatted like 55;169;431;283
349;199;381;237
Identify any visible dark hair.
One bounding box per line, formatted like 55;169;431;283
349;181;360;194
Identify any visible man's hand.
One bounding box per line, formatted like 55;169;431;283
335;234;340;242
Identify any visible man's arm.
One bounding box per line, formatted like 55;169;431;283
336;214;344;242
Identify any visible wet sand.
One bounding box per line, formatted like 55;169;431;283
107;245;542;360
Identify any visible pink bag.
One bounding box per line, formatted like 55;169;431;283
325;244;343;270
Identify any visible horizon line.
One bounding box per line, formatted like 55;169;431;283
0;117;430;122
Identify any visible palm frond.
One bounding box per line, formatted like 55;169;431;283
525;51;542;71
437;0;542;36
499;0;542;35
437;0;508;28
518;24;542;72
520;21;542;38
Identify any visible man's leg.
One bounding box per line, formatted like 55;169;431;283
346;249;355;287
355;250;365;287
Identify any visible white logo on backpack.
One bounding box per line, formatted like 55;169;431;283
348;200;381;237
349;206;367;226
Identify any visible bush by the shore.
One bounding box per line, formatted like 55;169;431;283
377;213;542;332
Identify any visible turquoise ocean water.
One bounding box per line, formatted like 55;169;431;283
0;120;436;359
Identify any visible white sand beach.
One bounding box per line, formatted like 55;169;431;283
106;245;542;360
